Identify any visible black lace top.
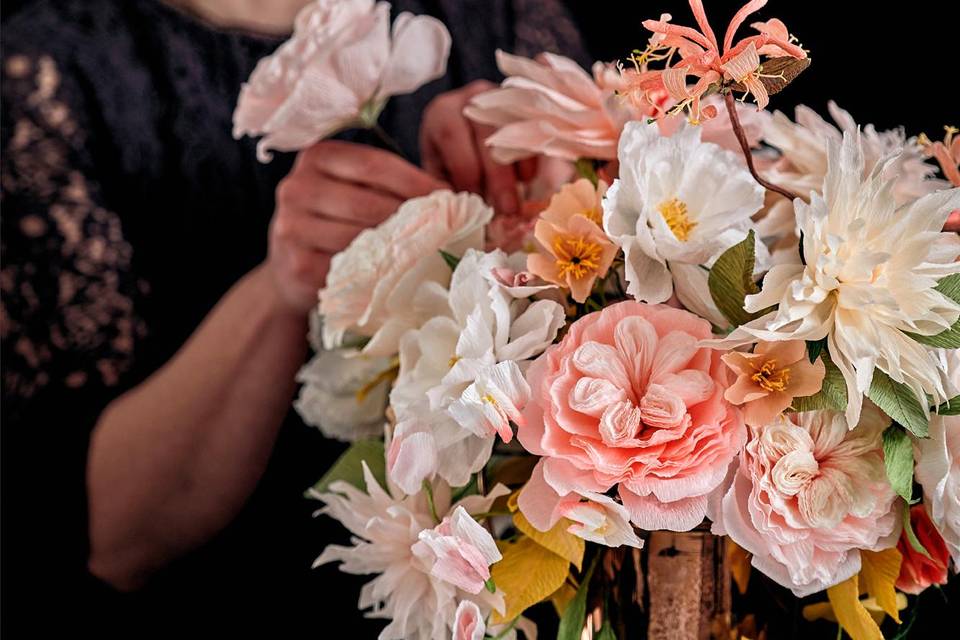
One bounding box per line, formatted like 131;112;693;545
1;0;588;633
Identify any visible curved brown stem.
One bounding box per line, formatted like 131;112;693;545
724;92;800;202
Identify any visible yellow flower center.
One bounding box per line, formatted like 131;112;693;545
580;207;603;226
554;236;603;280
751;359;790;393
448;355;460;368
658;197;696;241
482;393;499;406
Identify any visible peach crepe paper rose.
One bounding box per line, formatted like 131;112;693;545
516;301;746;533
319;190;493;355
712;404;899;596
527;178;617;303
233;0;451;161
896;505;950;594
721;340;825;427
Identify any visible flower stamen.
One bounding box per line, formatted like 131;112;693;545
751;359;790;393
554;236;603;280
658;197;697;241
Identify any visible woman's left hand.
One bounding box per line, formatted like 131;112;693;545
419;80;536;216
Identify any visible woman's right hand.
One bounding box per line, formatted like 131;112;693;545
266;140;448;315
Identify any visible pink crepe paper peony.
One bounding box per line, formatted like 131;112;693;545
527;179;617;303
712;404;899;596
516;301;746;533
232;0;451;161
721;340;825;427
896;505;950;595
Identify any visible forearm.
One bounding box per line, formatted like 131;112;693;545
87;264;309;589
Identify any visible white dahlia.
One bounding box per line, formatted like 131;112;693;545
720;131;960;427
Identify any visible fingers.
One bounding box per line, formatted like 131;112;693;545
273;209;367;255
300;141;447;201
421;96;483;193
277;173;401;227
471;122;519;216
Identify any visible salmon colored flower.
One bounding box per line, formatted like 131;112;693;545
921;125;960;187
721;340;825;427
527;179;617;303
896;505;951;594
637;0;806;120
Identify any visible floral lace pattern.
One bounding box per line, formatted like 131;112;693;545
1;53;148;403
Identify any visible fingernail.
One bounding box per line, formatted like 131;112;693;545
497;191;517;216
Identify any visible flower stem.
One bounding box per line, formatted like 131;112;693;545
723;92;800;202
370;123;408;160
422;479;440;524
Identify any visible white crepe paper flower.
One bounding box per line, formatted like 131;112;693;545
603;121;765;327
311;464;508;640
714;131;960;427
387;250;565;494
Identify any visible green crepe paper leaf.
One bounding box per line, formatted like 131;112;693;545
868;370;929;438
306;439;386;496
557;554;599;640
574;158;600;187
806;338;826;363
439;250;461;271
882;425;914;502
791;351;847;413
708;230;771;328
905;274;960;348
936;395;960;415
902;505;933;560
596;622;617;640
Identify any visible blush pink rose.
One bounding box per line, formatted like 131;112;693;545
713;404;899;597
896;505;950;594
233;0;451;161
516;301;746;533
319;190;493;355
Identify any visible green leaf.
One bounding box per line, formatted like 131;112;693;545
905;274;960;348
557;554;599;640
807;338;827;363
574;158;599;187
791;351;848;413
596;622;617;640
867;370;928;438
708;230;770;328
485;577;497;594
439;249;461;271
936;394;960;415
882;425;914;502
902;505;933;560
306;439;386;496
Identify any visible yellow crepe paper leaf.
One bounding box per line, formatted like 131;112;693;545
825;575;883;640
803;593;907;627
726;538;752;595
550;581;578;617
513;510;585;571
491;537;570;624
860;548;903;624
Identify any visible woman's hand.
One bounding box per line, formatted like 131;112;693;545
266;140;447;314
420;80;537;218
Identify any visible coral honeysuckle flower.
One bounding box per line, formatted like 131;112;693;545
920;125;960;187
721;340;825;427
636;0;806;120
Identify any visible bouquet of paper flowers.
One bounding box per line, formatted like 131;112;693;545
233;1;960;638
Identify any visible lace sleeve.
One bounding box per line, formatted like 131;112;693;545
1;53;149;415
